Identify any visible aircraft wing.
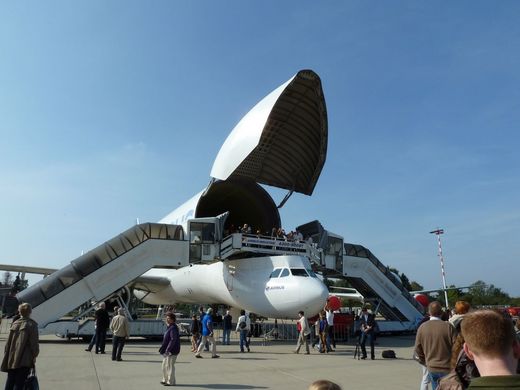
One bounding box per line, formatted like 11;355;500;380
0;263;170;294
131;275;171;294
411;286;472;295
0;264;57;276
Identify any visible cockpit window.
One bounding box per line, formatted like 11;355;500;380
290;268;309;277
280;268;290;278
269;269;281;278
306;268;317;278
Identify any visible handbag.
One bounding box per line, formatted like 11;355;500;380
24;367;39;390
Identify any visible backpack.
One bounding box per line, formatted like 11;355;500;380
382;350;396;359
239;321;247;329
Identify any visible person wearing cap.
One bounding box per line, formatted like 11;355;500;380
194;308;219;358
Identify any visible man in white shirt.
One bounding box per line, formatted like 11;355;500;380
235;309;251;352
324;303;335;351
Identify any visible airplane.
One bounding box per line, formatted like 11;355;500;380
328;286;364;303
1;69;330;322
411;286;473;296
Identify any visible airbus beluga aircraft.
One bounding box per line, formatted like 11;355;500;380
134;69;329;318
4;69;330;325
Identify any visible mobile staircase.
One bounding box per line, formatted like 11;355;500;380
342;243;425;332
16;223;187;335
296;220;424;333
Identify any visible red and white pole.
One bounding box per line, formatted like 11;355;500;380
430;228;449;309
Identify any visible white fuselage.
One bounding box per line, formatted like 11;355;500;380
135;255;328;319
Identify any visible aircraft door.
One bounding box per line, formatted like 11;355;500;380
188;219;218;262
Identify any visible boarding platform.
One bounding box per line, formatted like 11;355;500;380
219;233;319;260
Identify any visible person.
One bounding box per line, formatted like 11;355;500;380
318;311;329;353
414;313;432;390
415;301;456;389
110;308;130;361
461;310;520;388
438;332;480;390
195;308;219;358
359;306;376;360
159;312;181;387
1;303;39;390
449;301;470;332
236;309;251;353
197;306;209;351
294;311;311;354
222;310;232;345
190;314;201;352
308;379;342;390
324;301;336;350
94;302;110;354
85;332;97;352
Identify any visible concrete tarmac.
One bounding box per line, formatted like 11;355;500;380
0;332;423;390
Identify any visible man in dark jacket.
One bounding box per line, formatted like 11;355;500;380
222;310;232;345
94;302;110;354
1;303;39;390
359;307;377;360
159;312;181;386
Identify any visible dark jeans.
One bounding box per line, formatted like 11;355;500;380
5;367;30;390
327;325;336;348
86;333;97;351
360;331;375;358
112;336;126;361
95;328;107;353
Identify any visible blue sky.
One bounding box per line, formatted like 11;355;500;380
1;1;519;296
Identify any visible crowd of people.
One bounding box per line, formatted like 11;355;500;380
414;300;520;389
226;223;306;242
2;300;519;389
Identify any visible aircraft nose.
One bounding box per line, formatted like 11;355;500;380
316;279;329;302
301;278;329;315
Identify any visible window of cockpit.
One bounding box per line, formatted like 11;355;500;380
280;268;290;278
269;269;281;278
306;268;317;278
290;268;309;277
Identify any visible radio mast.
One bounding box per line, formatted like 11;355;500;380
430;228;449;309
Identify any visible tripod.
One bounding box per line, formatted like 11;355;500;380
353;334;361;360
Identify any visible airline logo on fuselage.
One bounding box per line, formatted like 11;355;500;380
266;285;285;291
